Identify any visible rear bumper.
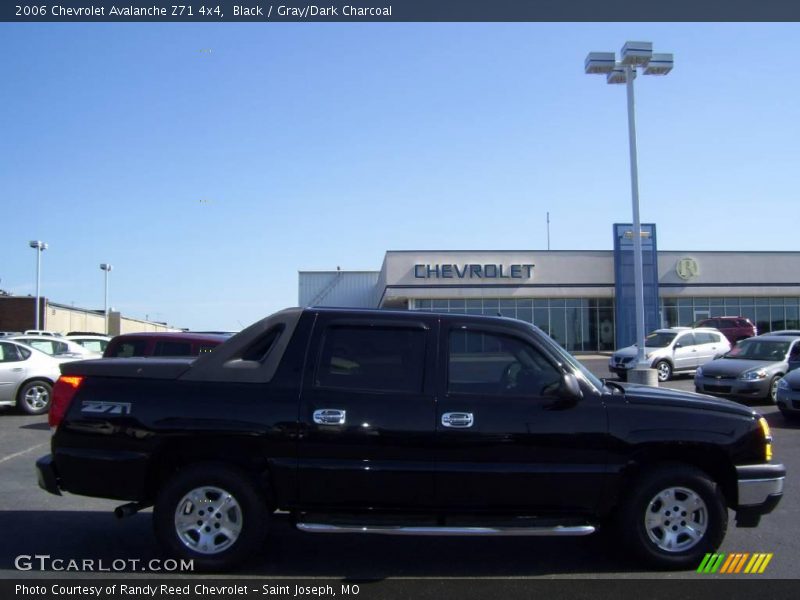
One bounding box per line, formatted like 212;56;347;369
735;463;785;526
36;454;61;496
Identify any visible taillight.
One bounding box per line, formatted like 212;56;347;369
49;376;84;429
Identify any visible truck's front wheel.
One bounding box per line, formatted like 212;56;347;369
619;464;727;569
153;463;268;571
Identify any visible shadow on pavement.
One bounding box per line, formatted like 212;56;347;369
20;422;50;431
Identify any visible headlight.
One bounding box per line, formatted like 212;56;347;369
777;378;790;390
696;367;703;377
739;369;768;381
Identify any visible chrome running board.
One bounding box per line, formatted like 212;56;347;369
296;523;595;537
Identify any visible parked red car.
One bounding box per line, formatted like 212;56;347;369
693;316;757;345
103;332;229;358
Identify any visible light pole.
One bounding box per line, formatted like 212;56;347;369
100;263;113;334
585;42;673;370
28;240;48;330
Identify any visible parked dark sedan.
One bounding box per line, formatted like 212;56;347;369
695;335;800;403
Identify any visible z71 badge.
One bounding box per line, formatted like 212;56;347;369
81;401;132;415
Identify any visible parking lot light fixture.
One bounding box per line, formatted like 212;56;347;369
584;41;673;369
100;263;113;334
28;240;48;330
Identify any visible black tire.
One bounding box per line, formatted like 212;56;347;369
153;463;268;572
654;361;672;383
17;380;52;415
617;463;727;570
768;376;781;404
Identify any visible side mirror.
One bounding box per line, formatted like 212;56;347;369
560;372;583;401
544;373;583;411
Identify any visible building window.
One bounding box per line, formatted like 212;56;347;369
660;297;800;334
412;297;616;352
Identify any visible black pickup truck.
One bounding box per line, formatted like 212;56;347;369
37;308;785;571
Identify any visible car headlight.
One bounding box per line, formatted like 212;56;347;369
696;367;703;378
777;378;790;390
740;369;768;381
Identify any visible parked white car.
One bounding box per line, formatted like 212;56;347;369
10;335;101;359
66;334;111;355
0;339;71;415
609;327;731;382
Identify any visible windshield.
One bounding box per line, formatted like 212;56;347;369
726;339;790;361
523;323;604;391
645;331;677;348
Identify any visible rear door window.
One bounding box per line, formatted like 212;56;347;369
26;339;54;354
315;325;427;393
694;332;715;344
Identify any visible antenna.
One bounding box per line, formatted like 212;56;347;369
547;212;551;250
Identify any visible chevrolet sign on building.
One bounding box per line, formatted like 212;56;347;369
413;263;535;279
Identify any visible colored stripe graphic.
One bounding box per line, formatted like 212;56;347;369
744;553;774;574
697;553;726;573
733;553;750;573
697;552;772;574
720;554;737;573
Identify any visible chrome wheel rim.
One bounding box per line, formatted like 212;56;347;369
645;486;708;552
770;378;780;403
23;385;50;411
174;486;243;555
656;363;671;382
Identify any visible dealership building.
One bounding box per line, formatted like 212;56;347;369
299;225;800;352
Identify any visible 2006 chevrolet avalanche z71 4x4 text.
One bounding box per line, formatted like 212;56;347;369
36;308;785;571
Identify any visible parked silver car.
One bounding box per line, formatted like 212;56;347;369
0;339;67;415
609;327;731;382
695;335;800;403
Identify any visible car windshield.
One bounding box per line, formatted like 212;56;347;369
725;339;790;361
645;332;677;348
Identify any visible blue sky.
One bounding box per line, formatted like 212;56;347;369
1;23;798;330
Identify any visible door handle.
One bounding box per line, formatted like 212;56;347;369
313;409;346;425
11;368;23;372
442;412;474;428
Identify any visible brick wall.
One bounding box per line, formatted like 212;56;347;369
0;297;43;332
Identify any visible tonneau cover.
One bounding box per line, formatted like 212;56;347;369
60;357;194;380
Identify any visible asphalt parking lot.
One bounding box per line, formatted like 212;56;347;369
0;358;797;583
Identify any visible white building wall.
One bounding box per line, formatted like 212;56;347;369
298;271;379;308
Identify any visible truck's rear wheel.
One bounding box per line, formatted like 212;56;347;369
618;464;727;569
153;463;267;571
